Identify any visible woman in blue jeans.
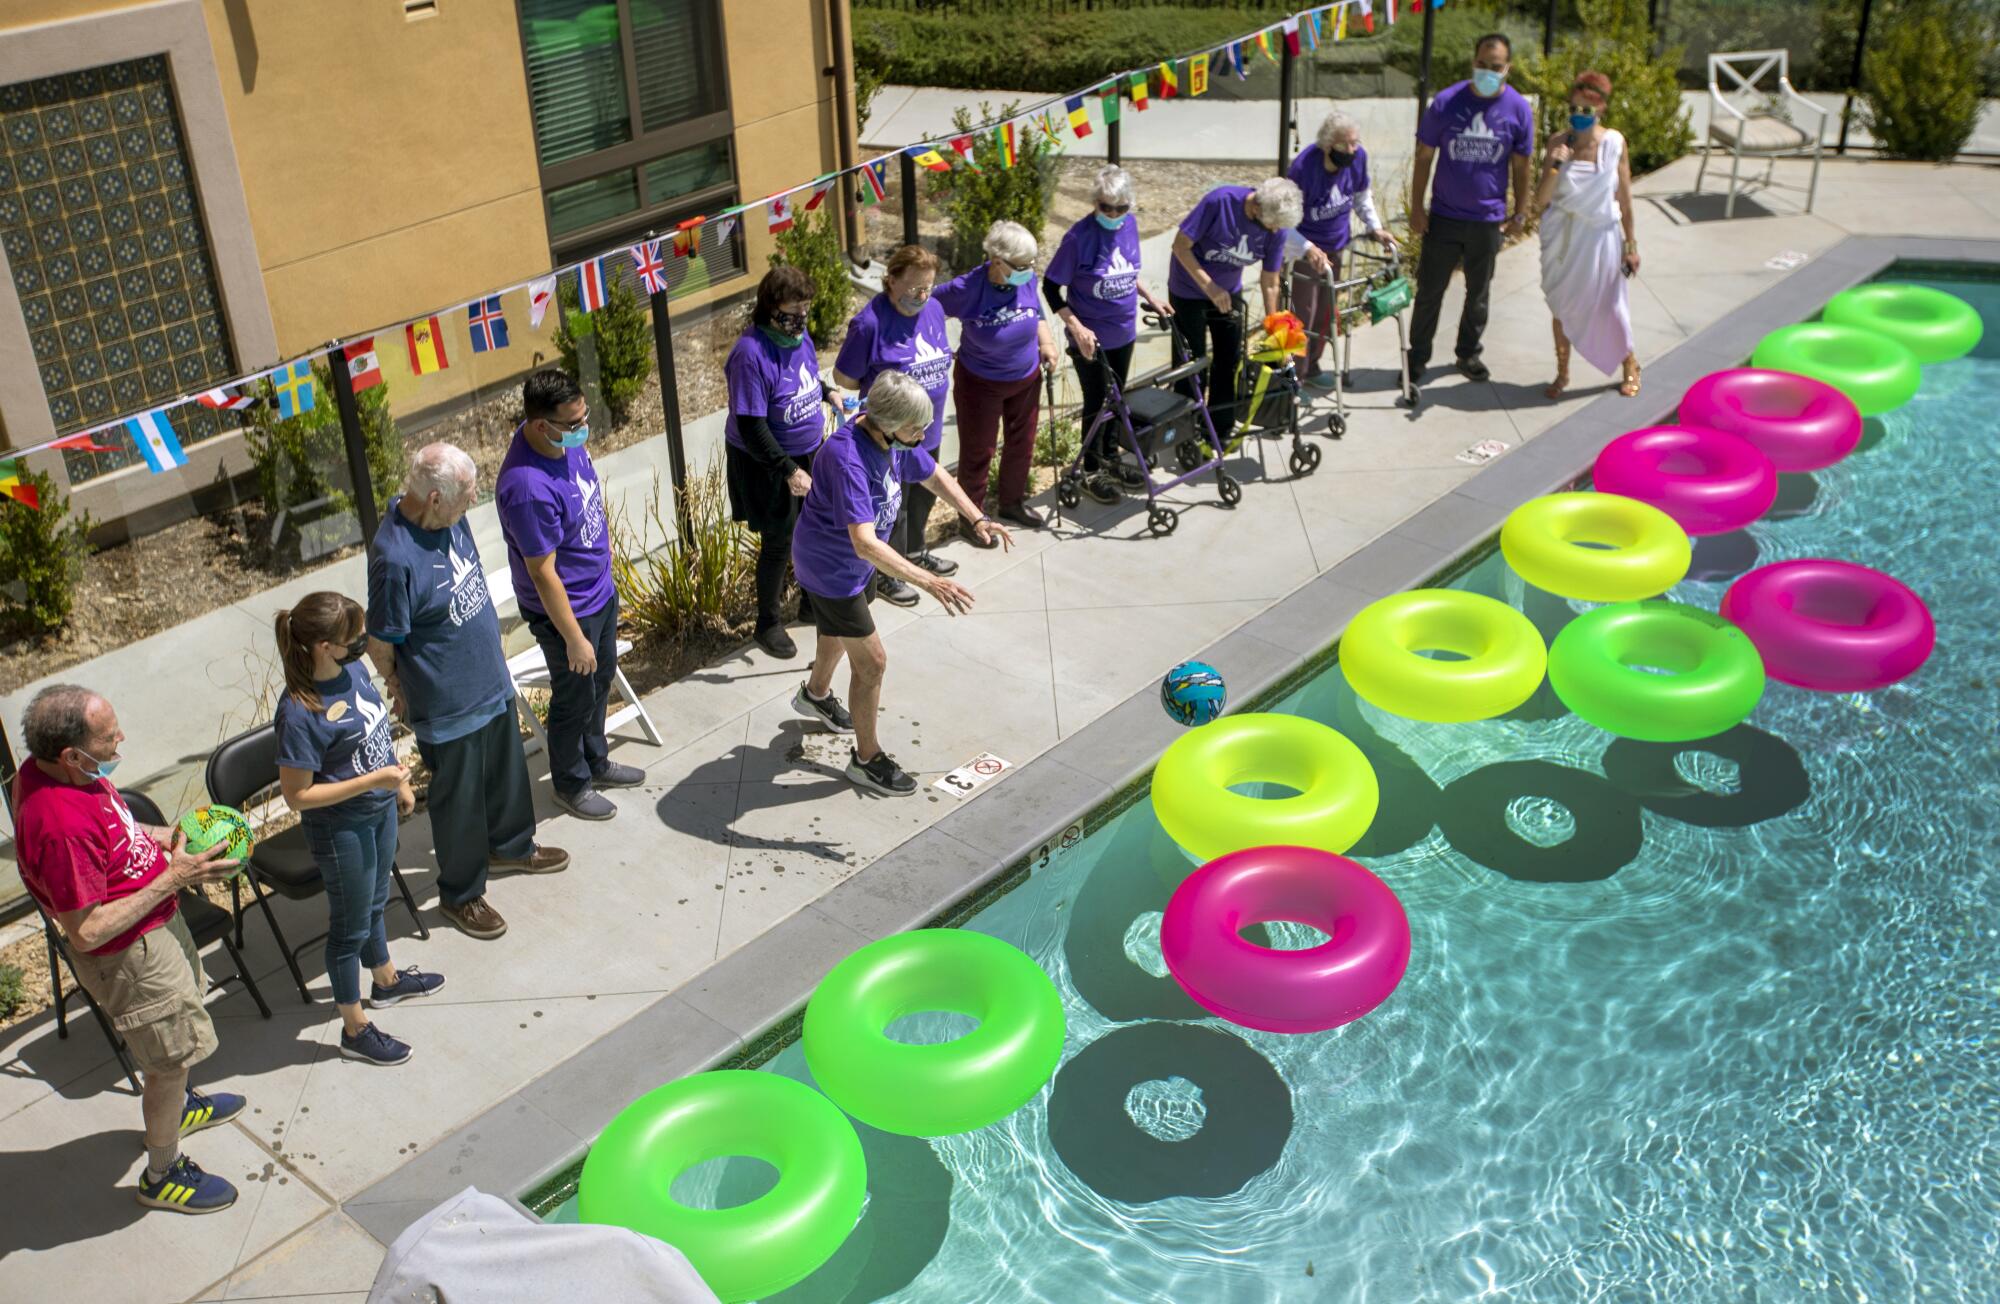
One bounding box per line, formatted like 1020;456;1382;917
275;591;442;1066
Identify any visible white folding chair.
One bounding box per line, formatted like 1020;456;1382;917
486;567;664;757
1694;49;1828;218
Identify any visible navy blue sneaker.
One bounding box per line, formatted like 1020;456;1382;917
340;1023;413;1066
137;1154;238;1215
179;1087;245;1138
367;966;444;1008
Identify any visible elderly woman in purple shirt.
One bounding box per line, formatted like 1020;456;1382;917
1288;110;1395;388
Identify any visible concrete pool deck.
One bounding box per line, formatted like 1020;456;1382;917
3;158;1999;1303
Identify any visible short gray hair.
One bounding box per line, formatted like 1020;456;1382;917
407;442;477;504
1090;165;1135;210
1316;110;1361;153
1252;176;1304;231
865;369;935;437
982;219;1037;266
22;684;100;762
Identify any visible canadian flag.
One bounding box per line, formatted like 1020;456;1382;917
342;338;383;392
769;191;795;235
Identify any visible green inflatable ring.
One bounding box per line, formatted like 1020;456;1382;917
1151;712;1379;862
1340;589;1548;722
1547;601;1766;742
578;1070;865;1302
1751;321;1920;415
1823;282;1983;365
804;929;1064;1137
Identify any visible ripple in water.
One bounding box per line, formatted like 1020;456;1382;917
1124;1076;1207;1142
1504;794;1577;847
1673;748;1741;794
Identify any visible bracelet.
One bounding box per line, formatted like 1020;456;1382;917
1623;239;1639;254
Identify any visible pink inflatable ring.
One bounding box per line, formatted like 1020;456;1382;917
1677;368;1863;473
1719;559;1935;693
1161;846;1410;1035
1592;425;1778;536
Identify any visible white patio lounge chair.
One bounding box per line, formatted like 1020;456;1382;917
1694;49;1828;218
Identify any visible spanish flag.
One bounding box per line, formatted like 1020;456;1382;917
1129;70;1150;111
1189;53;1210;97
1065;95;1092;139
406;316;449;376
1157;60;1179;99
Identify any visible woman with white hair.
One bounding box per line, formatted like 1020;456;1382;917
1288;110;1394;388
1044;165;1173;504
935;219;1062;541
789;369;1013;796
1168;176;1324;420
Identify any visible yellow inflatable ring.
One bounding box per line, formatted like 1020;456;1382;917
1151;713;1378;863
1340;589;1548;722
1500;492;1692;603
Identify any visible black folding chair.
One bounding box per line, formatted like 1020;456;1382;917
205;722;429;1005
37;902;142;1093
121;790;271;1019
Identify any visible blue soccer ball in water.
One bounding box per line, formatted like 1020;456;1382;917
1161;660;1227;727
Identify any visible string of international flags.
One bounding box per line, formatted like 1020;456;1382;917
2;0;1416;499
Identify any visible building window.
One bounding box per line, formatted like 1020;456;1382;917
0;56;240;482
517;0;741;288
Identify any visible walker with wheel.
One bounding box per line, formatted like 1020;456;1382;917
1283;242;1419;422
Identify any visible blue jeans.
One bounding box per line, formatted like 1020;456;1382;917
306;805;398;1005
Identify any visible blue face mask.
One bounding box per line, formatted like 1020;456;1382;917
1095;212;1124;232
1473;68;1506;96
74;746;119;780
1569;111;1597;132
1004;267;1034;287
556;425;591;449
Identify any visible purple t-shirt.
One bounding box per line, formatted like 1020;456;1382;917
495;426;615;618
790;420;938;599
934;265;1042;383
833;294;953;453
1044;214;1143;350
1167;185;1287;300
1417;81;1534;224
1289;144;1371;253
724;328;825;457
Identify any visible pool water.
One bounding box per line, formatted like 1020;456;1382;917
553;271;2000;1301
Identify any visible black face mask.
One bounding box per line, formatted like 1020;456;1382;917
1326;148;1355;170
337;636;368;664
772;309;809;337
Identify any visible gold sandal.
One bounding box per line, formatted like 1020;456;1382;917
1544;341;1571;400
1619;360;1642;398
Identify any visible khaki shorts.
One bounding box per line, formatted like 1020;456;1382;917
69;910;218;1075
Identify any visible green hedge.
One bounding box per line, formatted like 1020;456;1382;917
853;8;1265;93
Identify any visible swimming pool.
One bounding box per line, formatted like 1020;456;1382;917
544;268;2000;1301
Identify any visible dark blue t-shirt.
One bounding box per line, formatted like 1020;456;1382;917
367;499;513;745
273;662;397;826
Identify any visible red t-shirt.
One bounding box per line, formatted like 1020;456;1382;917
14;762;176;955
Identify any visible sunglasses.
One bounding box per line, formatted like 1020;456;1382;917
1002;257;1035;272
1096;202;1131;216
545;407;590;432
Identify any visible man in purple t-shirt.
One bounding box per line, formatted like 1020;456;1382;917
789;370;1010;797
1408;31;1535;387
494;369;646;822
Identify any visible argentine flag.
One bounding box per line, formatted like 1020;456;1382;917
126;408;187;474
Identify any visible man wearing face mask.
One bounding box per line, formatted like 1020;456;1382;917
496;369;646;823
1407;33;1536;388
13;685;247;1213
368;443;567;941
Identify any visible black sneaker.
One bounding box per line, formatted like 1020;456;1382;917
591;760;647;789
912;551;958;577
876;575;921;608
846;747;917;796
791;682;855;733
1112;461;1148;491
1456;355;1491;383
339;1023;413;1066
756;624;798;658
553;786;616;821
1081;472;1120;505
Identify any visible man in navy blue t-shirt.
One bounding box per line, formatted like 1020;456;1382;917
367;443;568;941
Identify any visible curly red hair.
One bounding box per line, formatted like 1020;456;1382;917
1571;71;1612;107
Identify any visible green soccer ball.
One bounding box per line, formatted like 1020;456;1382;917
178;804;255;867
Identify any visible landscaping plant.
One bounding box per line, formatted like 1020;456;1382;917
556;271;655;428
0;463;93;637
1516;0;1691;176
770;204;855;346
854;7;1268;94
1862;0;1987;161
0;963;25;1021
928;102;1056;272
612;462;759;651
243;362;403;529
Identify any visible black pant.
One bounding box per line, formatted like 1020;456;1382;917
1408;213;1503;374
1069;340;1135;472
750;446;816;630
414;706;537;908
1169;293;1242;422
524;591;621;798
894;478;937;559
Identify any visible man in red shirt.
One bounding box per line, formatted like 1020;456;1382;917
14;685;245;1214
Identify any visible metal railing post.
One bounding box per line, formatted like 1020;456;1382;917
1277;41;1295;176
1837;0;1876;155
1417;2;1438;116
648;286;694;547
1543;0;1557;56
328;346;380;557
900;149;919;247
1107;110;1120;166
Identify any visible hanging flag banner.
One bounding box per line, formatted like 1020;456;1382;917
405;317;450;375
342;339;383;391
768;190;796;234
0;458;39;509
672;216;705;259
994;121;1018;169
197;386;258;411
1129;70;1150;111
910;146;951;171
127;408;188;473
948;135;981;169
49;433;116;453
1189;53;1210;96
269;359;318;418
1158;60;1180;99
802;175;836;211
1336;5;1350;41
1098;80;1121;125
857;158;889;205
1036;108;1067;152
1064;95;1092;139
1314;8;1330;43
1283;16;1302;56
1361;1;1377;34
1257;30;1278;65
468;295;511;352
577;258;609;312
630;240;671;295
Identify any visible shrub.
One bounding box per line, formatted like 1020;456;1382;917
1863;0;1986;161
1516;0;1691;176
243;362;404;525
1035;412;1080;470
854;8;1264;93
555;272;655;428
0;963;25;1021
611;461;758;650
927;102;1056;271
0;465;92;637
1381;6;1543;87
770;204;855;347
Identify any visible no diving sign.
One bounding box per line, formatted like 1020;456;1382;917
934;751;1012;797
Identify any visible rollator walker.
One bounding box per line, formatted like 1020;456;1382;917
1283;242;1420;422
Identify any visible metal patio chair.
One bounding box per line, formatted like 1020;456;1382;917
1695;49;1828;218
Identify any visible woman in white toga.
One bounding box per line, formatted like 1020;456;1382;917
1534;70;1641;399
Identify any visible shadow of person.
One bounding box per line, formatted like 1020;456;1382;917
649;729;849;865
0;1128;152;1255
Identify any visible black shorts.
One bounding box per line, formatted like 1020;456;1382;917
805;585;876;639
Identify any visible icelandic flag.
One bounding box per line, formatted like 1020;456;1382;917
631;240;671;295
577;257;609;313
467;296;510;353
269;359;317;418
126;408;187;474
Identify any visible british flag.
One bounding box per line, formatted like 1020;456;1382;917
577;257;609;313
630;239;671;295
467;296;510;353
